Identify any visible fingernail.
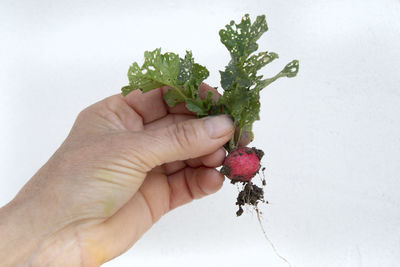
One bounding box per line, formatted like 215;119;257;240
204;115;233;139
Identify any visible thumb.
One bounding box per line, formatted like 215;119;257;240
133;115;234;170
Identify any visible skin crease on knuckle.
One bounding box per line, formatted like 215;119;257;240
122;131;163;172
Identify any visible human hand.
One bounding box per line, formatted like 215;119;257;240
0;84;234;266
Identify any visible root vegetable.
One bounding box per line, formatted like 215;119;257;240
220;147;264;182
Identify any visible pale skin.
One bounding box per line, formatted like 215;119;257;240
0;83;250;266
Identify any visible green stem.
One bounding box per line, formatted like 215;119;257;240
259;72;284;90
228;120;239;152
259;59;299;90
236;127;243;147
227;122;244;152
228;136;235;152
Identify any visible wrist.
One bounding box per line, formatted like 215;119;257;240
0;200;42;266
0;199;99;267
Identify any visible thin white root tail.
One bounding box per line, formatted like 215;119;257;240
255;207;292;267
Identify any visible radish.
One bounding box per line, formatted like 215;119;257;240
220;146;266;217
121;14;298;266
121;14;298;217
220;147;264;182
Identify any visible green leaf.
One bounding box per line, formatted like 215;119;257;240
218;14;270;129
219;51;278;91
121;85;135;96
243;51;279;77
177;51;208;86
219;14;268;64
121;49;210;115
120;14;299;151
185;99;207;115
218;14;299;150
164;88;186;107
219;15;278;92
178;51;209;98
121;48;181;96
255;59;300;90
280;59;300;78
184;91;214;117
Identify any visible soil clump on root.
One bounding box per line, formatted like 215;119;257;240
235;181;267;216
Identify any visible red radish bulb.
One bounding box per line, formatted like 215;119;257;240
220;147;264;182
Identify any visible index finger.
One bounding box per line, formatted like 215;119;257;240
123;88;168;124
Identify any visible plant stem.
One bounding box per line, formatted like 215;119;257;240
259;72;284;90
228;135;235;152
236;127;243;147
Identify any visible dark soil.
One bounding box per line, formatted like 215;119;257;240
235;181;266;216
220;165;231;177
253;147;265;160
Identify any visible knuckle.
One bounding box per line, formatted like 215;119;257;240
125;132;163;170
76;103;100;123
76;106;90;120
103;95;122;112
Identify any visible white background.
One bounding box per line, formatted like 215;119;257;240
1;0;400;266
